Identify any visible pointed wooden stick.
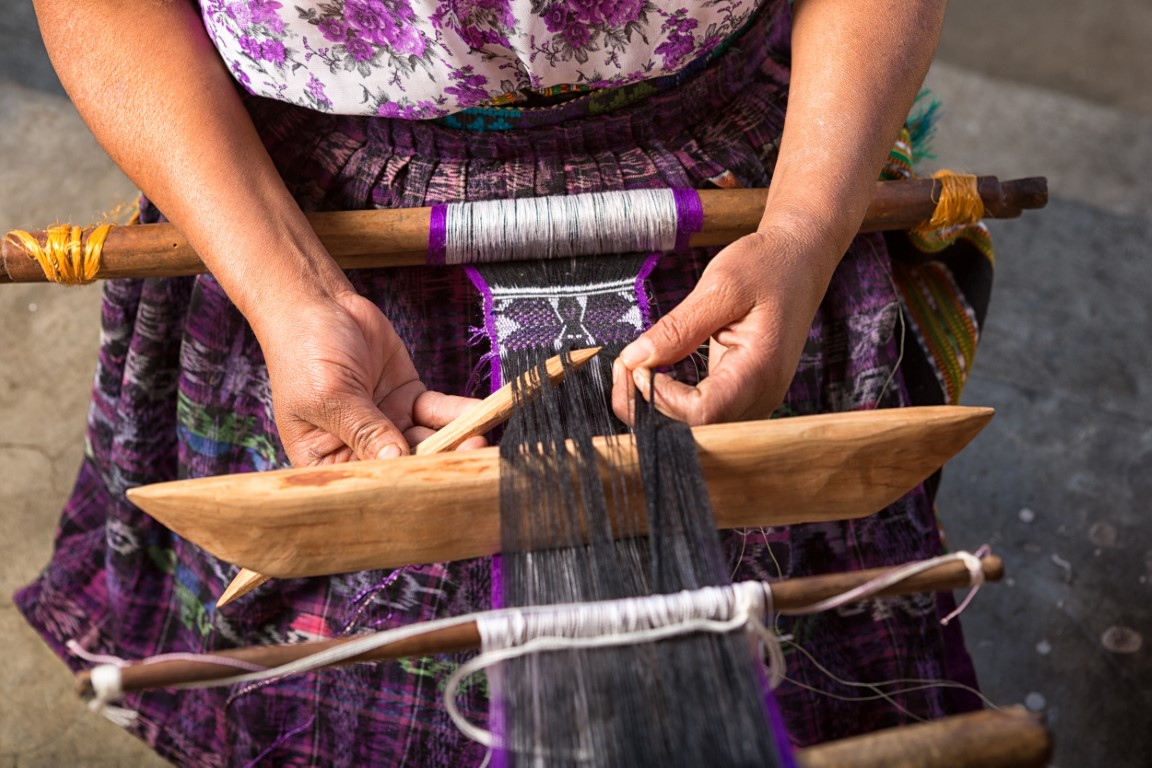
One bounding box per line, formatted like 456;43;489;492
129;406;993;580
78;554;1002;697
216;347;603;607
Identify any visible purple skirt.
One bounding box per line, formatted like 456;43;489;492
15;2;983;765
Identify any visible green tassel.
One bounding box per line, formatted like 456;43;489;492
906;89;942;165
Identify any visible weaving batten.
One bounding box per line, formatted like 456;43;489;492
125;405;994;579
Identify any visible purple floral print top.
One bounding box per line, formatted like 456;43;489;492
199;0;762;117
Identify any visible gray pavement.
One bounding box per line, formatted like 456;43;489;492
2;2;1150;766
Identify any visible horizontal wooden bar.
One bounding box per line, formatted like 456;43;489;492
76;554;1002;697
127;406;993;579
798;708;1051;768
1;178;1048;283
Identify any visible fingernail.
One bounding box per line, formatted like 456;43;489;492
376;443;402;460
619;338;653;368
632;367;651;392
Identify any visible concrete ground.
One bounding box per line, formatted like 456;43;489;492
1;1;1149;766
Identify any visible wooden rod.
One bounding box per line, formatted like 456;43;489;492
1;178;1048;283
797;708;1051;768
76;554;1002;697
126;406;993;579
217;347;603;607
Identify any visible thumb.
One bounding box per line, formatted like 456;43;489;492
329;394;411;461
618;281;747;370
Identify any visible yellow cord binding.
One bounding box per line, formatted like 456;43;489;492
4;224;112;285
915;170;985;233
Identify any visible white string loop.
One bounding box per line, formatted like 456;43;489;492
446;582;778;748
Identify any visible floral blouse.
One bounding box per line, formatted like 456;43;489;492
199;0;762;118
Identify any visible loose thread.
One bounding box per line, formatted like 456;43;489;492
5;224;112;285
915;170;985;234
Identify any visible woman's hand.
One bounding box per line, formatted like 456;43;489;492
611;222;840;425
259;290;483;466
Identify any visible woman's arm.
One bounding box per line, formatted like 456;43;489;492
34;0;477;464
613;0;947;423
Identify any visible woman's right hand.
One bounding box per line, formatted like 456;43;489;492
258;290;483;467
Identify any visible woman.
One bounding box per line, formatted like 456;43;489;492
17;0;978;764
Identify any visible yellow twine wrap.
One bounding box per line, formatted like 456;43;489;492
916;170;984;233
4;224;112;285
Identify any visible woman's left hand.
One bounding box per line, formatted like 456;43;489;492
611;224;841;425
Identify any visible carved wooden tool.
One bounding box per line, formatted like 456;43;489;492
1;178;1048;282
78;554;1002;697
129;406;994;579
216;346;602;607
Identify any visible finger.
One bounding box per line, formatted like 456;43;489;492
408;426;489;451
455;435;489;451
326;393;411;461
632;343;785;425
618;278;750;371
610;357;637;426
411;391;484;430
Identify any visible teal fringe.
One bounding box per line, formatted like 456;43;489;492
906;89;942;164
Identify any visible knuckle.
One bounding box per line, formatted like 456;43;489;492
349;418;386;455
655;311;695;352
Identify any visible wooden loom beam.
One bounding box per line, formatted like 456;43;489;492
0;178;1048;283
77;554;1002;696
126;406;994;579
797;709;1052;768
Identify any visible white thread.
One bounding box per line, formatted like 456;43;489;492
446;583;774;748
940;545;990;625
780;549;990;617
96;705;140;728
88;664;125;709
67;639;128;667
443;189;681;265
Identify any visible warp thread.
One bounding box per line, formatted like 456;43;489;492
491;344;788;767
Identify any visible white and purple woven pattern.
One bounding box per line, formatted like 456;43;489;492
429;188;703;266
467;252;660;390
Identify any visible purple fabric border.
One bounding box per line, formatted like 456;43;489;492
464;266;503;393
672;188;704;252
634;251;663;330
765;688;798;768
463;263;508;768
428;205;448;266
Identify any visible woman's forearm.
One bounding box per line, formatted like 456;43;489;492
33;0;350;337
34;0;473;465
764;0;947;260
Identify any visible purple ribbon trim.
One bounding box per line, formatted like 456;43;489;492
634;251;663;330
672;188;704;252
427;205;448;266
